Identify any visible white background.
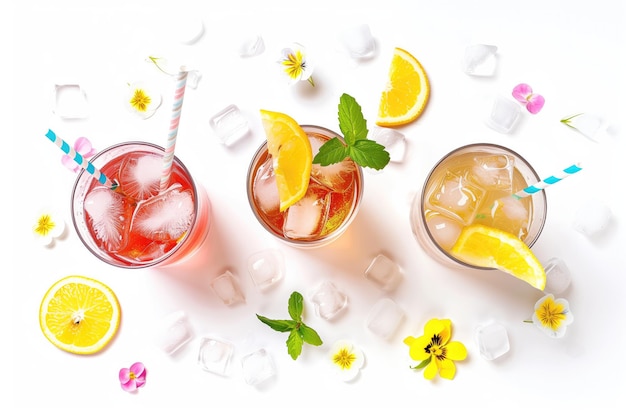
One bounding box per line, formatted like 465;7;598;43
9;0;626;413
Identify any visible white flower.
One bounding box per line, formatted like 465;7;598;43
278;43;315;86
33;208;65;247
328;340;365;382
125;82;162;119
531;294;574;338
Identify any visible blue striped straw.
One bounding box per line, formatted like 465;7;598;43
512;163;582;199
45;129;118;190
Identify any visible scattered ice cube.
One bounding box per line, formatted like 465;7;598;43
283;183;330;239
309;281;348;320
211;271;245;305
238;34;265;58
197;336;234;376
364;253;403;291
241;348;276;385
485;95;521;134
84;187;128;252
186;70;203;89
252;158;280;217
475;322;510;360
53;84;89;119
131;184;194;242
428;170;486;224
338;23;376;59
118;153;163;200
543;257;572;295
470;154;514;191
209;104;249;146
462;44;498;76
425;212;463;251
155;310;194;355
365;298;405;340
370;126;407;163
247;249;285;291
572;200;612;237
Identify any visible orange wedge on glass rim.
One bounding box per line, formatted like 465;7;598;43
260;109;312;212
376;47;430;127
450;224;547;290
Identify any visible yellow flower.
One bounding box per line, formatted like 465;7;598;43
328;340;364;382
279;43;315;86
130;89;151;112
33;208;65;247
531;294;574;338
125;82;162;119
404;318;467;380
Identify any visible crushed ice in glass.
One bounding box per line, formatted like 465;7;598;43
364;253;402;291
211;270;245;305
241;348;276;385
475;322;510;360
238;34;265;57
309;281;348;320
429;170;486;224
370;126;407;163
155;310;194;355
197;336;234;376
470;154;514;190
462;44;498;76
486;95;521;133
572;200;612;237
247;249;285;290
252;158;280;217
339;23;376;59
54;84;89;119
365;298;405;339
283;183;330;239
309;134;357;193
425;213;463;251
84;187;128;252
209;104;249;146
543;257;572;295
118;153;162;200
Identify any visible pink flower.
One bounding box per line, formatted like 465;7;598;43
512;83;545;114
119;362;147;392
61;137;96;172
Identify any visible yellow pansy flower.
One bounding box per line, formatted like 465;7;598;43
531;294;574;338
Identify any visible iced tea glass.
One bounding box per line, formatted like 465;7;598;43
410;143;547;269
247;125;363;248
71;142;212;268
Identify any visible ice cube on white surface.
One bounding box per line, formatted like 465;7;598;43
241;348;276;385
211;271;245;305
53;84;89;119
475;322;510;360
239;34;265;57
118;153;163;200
364;253;403;291
462;44;498;76
572;200;612;237
370;126;407;163
186;70;203;89
365;298;405;339
543;257;572;295
247;249;285;291
339;23;376;59
84;187;128;252
197;336;234;376
486;95;521;133
209;104;249;145
155;310;194;355
310;281;348;320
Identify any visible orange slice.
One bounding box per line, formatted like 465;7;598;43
450;224;546;290
260;109;312;211
376;47;430;127
39;275;121;354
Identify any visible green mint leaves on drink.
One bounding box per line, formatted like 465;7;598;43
256;291;323;360
312;93;390;170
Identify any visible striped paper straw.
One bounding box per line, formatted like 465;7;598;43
45;129;117;190
512;163;582;199
159;68;188;193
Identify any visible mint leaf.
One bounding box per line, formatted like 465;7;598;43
312;137;348;166
288;291;304;321
256;314;296;332
287;329;304;360
338;93;368;145
349;139;390;170
299;324;323;346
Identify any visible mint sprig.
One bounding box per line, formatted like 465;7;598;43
256;291;323;360
313;93;390;170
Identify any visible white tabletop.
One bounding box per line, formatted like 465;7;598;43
10;0;626;412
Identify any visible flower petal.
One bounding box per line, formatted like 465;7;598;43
445;341;468;361
437;358;457;380
119;368;131;384
74;137;95;157
406;335;431;361
526;94;545;114
423;357;438;380
512;83;533;103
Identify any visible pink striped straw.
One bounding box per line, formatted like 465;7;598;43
159;68;188;193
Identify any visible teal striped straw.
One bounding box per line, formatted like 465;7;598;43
45;129;118;190
512;163;582;199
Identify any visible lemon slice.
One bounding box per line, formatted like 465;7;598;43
39;275;121;355
376;47;430;127
260;109;312;212
450;224;546;290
